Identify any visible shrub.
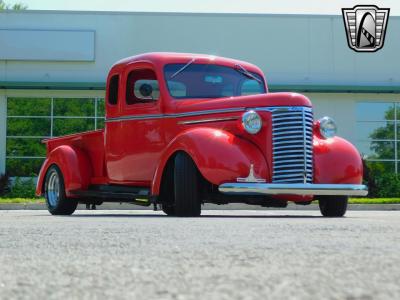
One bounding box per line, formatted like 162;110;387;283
0;173;10;196
363;159;400;197
373;173;400;197
6;177;37;198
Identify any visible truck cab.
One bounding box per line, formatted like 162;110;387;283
36;52;368;217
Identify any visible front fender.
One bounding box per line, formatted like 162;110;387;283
314;136;363;184
35;145;92;197
152;128;269;195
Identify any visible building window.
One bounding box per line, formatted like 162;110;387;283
356;102;399;173
6;97;105;177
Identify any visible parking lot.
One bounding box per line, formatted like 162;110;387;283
0;209;399;299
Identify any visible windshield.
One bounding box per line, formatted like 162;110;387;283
164;63;266;99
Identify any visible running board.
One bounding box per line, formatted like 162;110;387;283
70;185;151;205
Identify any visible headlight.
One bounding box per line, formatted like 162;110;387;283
319;116;337;139
242;110;262;134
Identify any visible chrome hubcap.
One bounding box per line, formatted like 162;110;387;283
46;171;60;207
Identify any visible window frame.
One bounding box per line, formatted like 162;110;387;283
107;74;119;106
163;63;266;100
356;101;400;173
5;97;105;177
125;68;160;105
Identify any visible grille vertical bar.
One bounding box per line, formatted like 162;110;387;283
271;107;313;184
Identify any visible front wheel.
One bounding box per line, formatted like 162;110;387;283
161;204;175;216
44;165;78;215
173;153;201;217
318;196;348;217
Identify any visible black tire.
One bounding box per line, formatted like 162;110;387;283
44;165;78;215
318;196;348;217
161;204;175;216
174;153;201;217
159;159;176;216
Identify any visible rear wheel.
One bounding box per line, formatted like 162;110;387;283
174;153;201;217
318;196;348;217
44;165;78;215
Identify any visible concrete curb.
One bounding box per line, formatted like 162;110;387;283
1;203;400;211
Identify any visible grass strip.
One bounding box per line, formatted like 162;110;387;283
0;198;45;204
349;198;400;204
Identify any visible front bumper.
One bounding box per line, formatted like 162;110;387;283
218;183;368;197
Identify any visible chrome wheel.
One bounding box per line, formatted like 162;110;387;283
44;165;78;215
46;170;60;207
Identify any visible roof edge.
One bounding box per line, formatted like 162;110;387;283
0;9;356;18
0;81;105;90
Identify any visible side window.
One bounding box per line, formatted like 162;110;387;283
167;81;186;98
126;69;159;104
108;75;119;105
241;79;264;96
221;84;234;97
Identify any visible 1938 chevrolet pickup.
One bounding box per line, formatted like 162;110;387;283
36;53;368;217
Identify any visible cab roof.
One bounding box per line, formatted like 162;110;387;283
109;52;265;77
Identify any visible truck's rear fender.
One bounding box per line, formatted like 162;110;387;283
314;136;363;184
152;127;269;195
35;145;92;197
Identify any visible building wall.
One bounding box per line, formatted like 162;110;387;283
307;93;400;141
0;10;399;176
0;10;399;89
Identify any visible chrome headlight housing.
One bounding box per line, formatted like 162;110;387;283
319;116;337;139
242;110;262;134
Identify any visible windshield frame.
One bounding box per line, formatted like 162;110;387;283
163;63;266;100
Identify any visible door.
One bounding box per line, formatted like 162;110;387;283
117;64;166;184
105;72;126;181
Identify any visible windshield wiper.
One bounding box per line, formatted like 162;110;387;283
170;58;196;79
234;64;262;83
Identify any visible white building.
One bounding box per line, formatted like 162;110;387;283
0;10;399;176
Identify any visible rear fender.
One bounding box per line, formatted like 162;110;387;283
314;136;363;184
35;145;92;197
152;128;269;195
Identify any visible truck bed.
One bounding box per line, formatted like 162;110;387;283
44;130;106;179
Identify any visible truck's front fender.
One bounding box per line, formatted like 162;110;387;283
152;128;269;195
35;145;92;197
314;136;363;184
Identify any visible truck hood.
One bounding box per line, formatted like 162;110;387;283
172;92;312;114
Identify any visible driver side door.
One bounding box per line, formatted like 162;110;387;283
118;64;166;185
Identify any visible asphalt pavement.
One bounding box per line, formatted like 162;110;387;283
0;210;399;300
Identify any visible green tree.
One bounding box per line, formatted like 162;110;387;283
363;106;400;197
369;106;395;163
0;0;27;10
366;106;397;178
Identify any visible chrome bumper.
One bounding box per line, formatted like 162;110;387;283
218;183;368;197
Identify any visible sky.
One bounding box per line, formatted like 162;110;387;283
5;0;400;15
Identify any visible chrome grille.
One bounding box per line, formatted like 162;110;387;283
271;107;313;183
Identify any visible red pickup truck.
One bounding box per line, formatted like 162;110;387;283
36;52;367;217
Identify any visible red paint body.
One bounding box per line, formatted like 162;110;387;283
36;53;363;202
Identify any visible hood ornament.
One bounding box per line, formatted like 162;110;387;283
237;164;266;183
